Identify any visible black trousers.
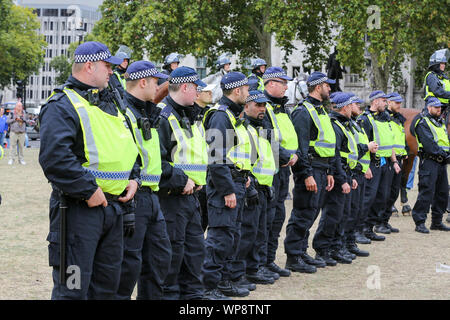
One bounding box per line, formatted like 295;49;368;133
412;158;448;225
381;159;403;224
349;171;366;238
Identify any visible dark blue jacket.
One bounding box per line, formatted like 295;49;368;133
425;69;450;102
411;110;448;158
329;111;352;186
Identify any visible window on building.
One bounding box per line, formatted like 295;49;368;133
67;36;71;43
49;35;53;44
41;90;45;99
62;21;66;31
43;9;58;17
42;77;45;85
33;8;41;17
44;21;48;31
50;21;53;31
196;57;207;79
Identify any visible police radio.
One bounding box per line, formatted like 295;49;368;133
87;89;100;106
137;117;152;140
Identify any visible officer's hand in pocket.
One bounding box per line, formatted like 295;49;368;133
224;193;237;209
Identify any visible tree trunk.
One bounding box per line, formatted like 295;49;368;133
370;51;388;92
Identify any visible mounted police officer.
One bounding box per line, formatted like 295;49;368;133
261;67;298;277
378;92;407;233
284;71;336;271
248;58;267;91
157;66;208;299
39;41;140;299
115;61;172;300
202;72;252;299
411;97;450;233
109;45;133;95
158;52;182;85
232;90;277;290
357;90;401;240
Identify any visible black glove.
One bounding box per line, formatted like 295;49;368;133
245;187;259;207
123;199;136;238
266;186;275;203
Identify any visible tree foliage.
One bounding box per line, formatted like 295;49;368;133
0;1;46;88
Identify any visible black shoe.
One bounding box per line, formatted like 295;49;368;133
266;262;291;277
299;252;326;268
347;243;370;257
315;250;337;267
430;222;450;231
386;223;399;233
285;255;317;273
374;224;391;234
364;227;386;241
259;266;280;280
415;223;430;234
330;249;352;264
232;276;256;291
218;280;250;297
391;205;398;214
203;288;232;300
246;269;275;285
354;231;371;244
340;247;356;260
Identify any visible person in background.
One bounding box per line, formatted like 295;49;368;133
7;101;28;165
0;107;8;148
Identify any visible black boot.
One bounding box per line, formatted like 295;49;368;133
330;248;352;264
266;262;291;277
259;266;280;280
347;243;370;257
315;250;337;267
415;223;430;234
364;226;386;241
285;255;317;273
340;247;356;260
218;280;250;297
232;276;256;291
203;288;232;300
355;230;371;244
391;205;399;217
246;269;275;285
430;222;450;231
386;223;399;233
374;224;391;234
299;252;326;268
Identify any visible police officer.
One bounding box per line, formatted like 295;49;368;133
358;90;401;240
202;72;252;299
158;52;182;85
411;97;450;233
115;61;172;300
347;94;377;254
261;67;298;277
312;92;356;264
109;45;133;95
248;58;267;91
232;90;277;289
157;66;208;299
378;92;407;233
216;53;232;75
424;49;450;107
39;41;140;299
284;71;336;270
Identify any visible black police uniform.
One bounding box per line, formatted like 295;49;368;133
284;96;333;272
411;110;450;229
358;109;393;239
157;95;206;300
202;95;250;297
312;111;352;263
109;67;126;97
425;67;450;104
39;75;140;299
115;92;172;300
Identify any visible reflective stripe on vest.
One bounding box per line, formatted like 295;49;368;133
351;120;370;173
333;119;358;169
114;71;127;89
366;113;394;157
303;101;336;157
390;119;407;156
247;125;277;187
168;114;208;186
0;145;3;160
63;88;138;195
415;116;450;152
125;108;162;191
424;72;450;104
266;103;298;156
257;76;265;91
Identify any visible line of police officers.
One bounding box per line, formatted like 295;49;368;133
39;42;450;300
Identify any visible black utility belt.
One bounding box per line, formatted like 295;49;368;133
308;154;330;164
230;168;250;181
104;192;122;202
138;186;154;193
419;152;445;164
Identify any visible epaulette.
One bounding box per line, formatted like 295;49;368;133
218;105;229;112
159;104;174;120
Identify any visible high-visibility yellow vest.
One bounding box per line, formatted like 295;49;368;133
302;101;336;157
247;124;277;186
114;71;127;89
0;145;3;160
390;117;407;156
351;120;370;173
366;113;394;158
414;116;450;153
257;76;265;91
125;108;162;191
266;103;298;157
204;104;253;171
424;71;450;104
166;110;208;186
333;119;358;170
63;88;139;195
